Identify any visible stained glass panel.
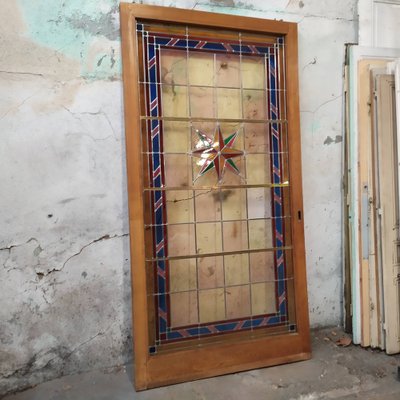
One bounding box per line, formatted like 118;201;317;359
137;21;294;352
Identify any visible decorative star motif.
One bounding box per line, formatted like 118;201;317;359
191;126;244;182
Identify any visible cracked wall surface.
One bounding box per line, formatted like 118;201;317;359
0;0;357;395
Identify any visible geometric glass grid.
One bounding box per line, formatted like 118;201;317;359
137;21;295;352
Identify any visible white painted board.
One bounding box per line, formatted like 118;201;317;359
347;46;400;344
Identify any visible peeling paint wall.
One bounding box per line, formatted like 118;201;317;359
0;0;357;395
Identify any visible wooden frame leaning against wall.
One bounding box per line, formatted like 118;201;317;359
346;46;400;349
120;3;310;390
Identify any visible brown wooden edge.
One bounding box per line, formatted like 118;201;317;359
120;3;311;391
285;23;310;346
121;2;294;34
120;5;149;390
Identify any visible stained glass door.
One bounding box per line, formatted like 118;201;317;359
121;3;310;390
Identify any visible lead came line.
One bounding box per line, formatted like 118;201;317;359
140;116;287;123
143;183;290;191
146;246;293;262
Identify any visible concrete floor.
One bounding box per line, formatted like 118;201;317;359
3;329;400;400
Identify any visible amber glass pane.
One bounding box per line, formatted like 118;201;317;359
163;121;190;153
199;288;225;323
244;123;270;153
222;221;248;252
242;56;265;89
167;224;196;256
169;258;197;292
160;48;187;85
226;285;251;319
164;154;192;187
251;282;277;315
195;189;222;222
198;256;224;289
190;87;215;118
166;190;194;223
249;251;275;282
217;88;241;119
196;223;222;254
161;85;188;117
225;254;249;285
216;54;240;88
243;90;266;120
221;189;246;220
248;219;273;249
247;188;272;219
170;291;198;327
188;52;214;86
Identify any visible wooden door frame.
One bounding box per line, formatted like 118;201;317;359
120;3;310;390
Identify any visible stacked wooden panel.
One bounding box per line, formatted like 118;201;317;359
345;46;400;353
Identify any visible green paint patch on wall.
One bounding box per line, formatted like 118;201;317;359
18;0;121;80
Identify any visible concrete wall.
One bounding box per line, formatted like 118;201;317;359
0;0;357;395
